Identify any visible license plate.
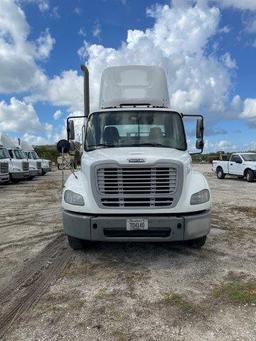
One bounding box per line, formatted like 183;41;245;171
126;218;148;231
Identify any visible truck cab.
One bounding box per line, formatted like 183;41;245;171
212;152;256;182
0;146;10;183
0;134;28;182
58;65;211;250
19;139;43;176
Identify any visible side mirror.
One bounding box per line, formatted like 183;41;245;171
196;118;204;139
57;139;70;154
196;138;204;150
236;159;242;164
67;120;75;140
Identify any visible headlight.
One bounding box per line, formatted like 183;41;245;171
64;190;84;206
13;167;21;172
190;189;210;205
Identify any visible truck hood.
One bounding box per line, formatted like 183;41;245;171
84;147;190;165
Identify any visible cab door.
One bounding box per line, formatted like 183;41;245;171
229;154;243;175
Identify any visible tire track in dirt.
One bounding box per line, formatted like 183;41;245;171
0;234;74;339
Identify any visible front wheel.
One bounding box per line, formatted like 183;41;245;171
216;167;225;179
186;236;207;249
67;235;85;250
245;170;254;182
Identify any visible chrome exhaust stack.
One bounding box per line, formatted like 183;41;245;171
80;65;90;117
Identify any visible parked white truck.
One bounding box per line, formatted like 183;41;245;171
212;152;256;182
57;65;211;250
0;134;29;182
20;140;51;176
0;147;9;183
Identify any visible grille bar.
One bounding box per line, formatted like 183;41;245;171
96;166;178;208
0;162;9;174
22;161;29;172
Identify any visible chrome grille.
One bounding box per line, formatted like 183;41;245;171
96;166;179;208
22;161;29;172
0;162;8;174
36;161;42;169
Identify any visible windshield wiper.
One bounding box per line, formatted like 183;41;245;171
129;143;170;148
86;143;118;150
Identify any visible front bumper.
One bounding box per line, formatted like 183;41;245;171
0;174;9;183
11;171;29;180
63;210;210;242
42;167;51;173
29;169;39;177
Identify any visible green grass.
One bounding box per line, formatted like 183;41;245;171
162;292;197;314
213;281;256;305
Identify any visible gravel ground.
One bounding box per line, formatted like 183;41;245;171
0;165;255;341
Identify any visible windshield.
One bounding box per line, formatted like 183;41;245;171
85;111;187;151
0;148;9;159
241;153;256;161
31;151;39;159
13;149;26;159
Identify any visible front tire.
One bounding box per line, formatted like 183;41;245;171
67;235;84;250
187;236;207;249
216;167;225;179
245;169;254;182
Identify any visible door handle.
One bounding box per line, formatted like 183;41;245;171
230;163;233;165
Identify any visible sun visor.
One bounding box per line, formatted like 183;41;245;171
99;65;170;109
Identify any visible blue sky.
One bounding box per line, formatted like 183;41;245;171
0;0;256;152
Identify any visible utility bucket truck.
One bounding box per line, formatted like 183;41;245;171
57;65;211;250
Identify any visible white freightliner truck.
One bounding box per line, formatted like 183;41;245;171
57;65;211;250
20;140;51;176
0;147;10;183
0;134;29;182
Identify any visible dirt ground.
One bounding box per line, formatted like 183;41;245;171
0;165;255;341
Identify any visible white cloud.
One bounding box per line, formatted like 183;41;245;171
74;7;82;15
53;110;62;120
213;0;256;11
0;0;53;93
245;19;256;33
92;22;101;39
78;2;239;121
0;97;44;133
37;0;49;12
20;0;49;12
52;6;60;18
28;70;84;112
240;98;256;120
35;28;55;60
218;25;231;34
221;52;237;69
215;140;236;150
79;27;86;37
22;132;49;145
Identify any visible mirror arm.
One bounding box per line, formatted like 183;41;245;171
66;115;87;141
190;149;203;155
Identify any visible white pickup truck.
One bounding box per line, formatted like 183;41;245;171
212;152;256;182
57;65;211;250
